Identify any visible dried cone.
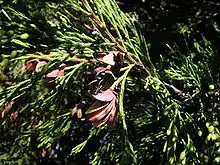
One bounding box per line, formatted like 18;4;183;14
72;107;82;119
0;102;14;118
22;59;48;73
93;65;113;76
86;89;118;127
96;51;124;66
22;59;39;72
71;101;86;119
35;61;47;72
44;64;66;84
87;66;115;94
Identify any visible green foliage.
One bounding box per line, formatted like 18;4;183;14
1;0;220;165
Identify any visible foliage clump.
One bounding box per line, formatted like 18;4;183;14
1;0;220;164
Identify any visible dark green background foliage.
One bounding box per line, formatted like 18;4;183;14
1;0;220;164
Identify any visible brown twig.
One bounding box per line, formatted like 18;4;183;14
69;57;98;63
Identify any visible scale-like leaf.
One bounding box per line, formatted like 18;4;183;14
92;89;115;102
89;99;115;121
86;101;107;114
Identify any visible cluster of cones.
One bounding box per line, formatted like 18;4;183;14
22;59;66;85
86;51;124;127
22;50;124;127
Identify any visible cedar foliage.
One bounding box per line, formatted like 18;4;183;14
1;0;220;164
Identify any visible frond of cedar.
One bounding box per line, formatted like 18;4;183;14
0;0;220;165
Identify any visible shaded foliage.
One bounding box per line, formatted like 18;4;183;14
1;0;220;165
